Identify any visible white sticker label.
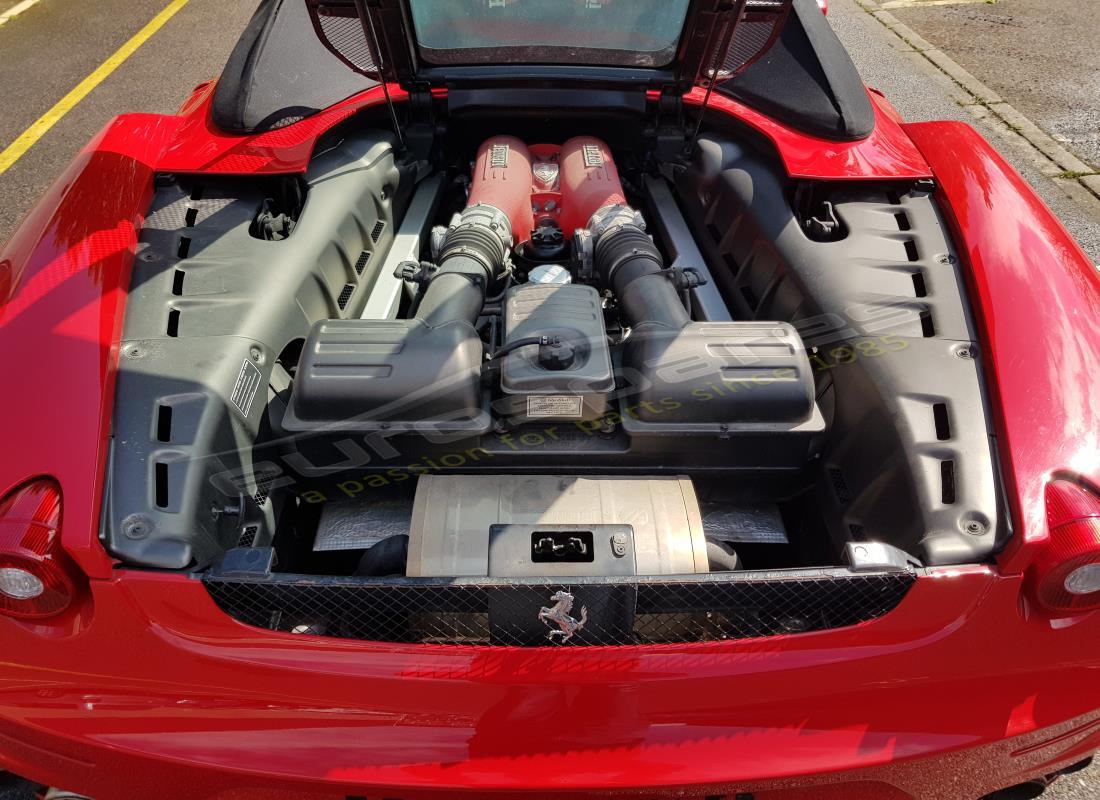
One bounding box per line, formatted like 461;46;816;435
230;359;263;418
527;395;584;418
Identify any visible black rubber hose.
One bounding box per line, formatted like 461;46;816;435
706;538;741;572
483;335;577;376
414;211;510;328
355;534;409;577
414;266;486;328
487;335;560;361
482;271;513;305
595;224;689;331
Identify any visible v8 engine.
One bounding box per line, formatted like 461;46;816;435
283;135;823;474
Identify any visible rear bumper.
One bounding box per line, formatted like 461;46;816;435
1;567;1098;800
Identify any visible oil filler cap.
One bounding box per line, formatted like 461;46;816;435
538;338;576;370
528;264;572;285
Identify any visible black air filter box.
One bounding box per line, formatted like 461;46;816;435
621;321;824;435
283;318;490;433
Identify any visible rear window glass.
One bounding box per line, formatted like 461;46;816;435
407;0;692;68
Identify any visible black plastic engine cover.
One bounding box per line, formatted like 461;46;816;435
621;321;823;434
283;318;490;434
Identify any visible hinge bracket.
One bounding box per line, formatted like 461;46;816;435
647;87;687;162
405;80;438;163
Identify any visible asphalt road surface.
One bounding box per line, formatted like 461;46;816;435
0;0;256;246
887;0;1100;170
0;0;1097;798
837;0;1100;262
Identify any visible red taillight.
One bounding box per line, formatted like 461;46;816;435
0;259;12;305
0;479;80;619
1027;479;1100;613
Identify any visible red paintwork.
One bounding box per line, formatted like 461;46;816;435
0;59;1098;798
0;114;178;581
904;122;1100;574
681;87;932;180
156;83;409;175
558;136;628;233
467;135;536;241
155;82;930;181
1;568;1098;800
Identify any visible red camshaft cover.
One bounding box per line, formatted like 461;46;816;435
466;135;626;243
558;135;627;233
466;135;535;244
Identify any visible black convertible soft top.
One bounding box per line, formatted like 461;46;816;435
719;0;875;140
212;0;377;134
212;0;872;142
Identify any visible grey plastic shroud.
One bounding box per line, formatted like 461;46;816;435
676;135;1001;566
641;174;732;322
360;173;445;320
620;320;825;434
105;132;404;569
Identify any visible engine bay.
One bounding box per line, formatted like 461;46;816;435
277;134;827;580
106;114;1004;595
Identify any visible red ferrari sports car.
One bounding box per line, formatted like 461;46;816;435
1;0;1098;798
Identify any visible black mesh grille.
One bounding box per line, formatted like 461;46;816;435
708;2;792;81
316;14;378;75
829;466;853;504
370;219;386;243
202;571;915;646
337;282;356;310
722;18;780;75
237;526;258;548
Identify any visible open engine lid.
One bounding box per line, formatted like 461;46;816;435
304;0;793;93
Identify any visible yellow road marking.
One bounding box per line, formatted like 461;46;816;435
0;0;48;28
0;0;191;174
